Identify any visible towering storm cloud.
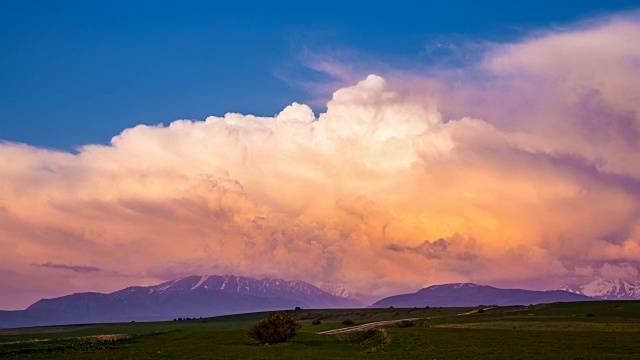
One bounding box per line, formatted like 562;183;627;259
1;15;639;309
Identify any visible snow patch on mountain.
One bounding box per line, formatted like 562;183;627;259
560;279;640;300
319;283;357;300
318;283;380;305
191;275;210;290
558;285;577;293
451;283;478;289
151;278;181;293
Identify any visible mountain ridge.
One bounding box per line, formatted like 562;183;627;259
2;278;628;329
371;282;595;308
4;274;361;328
560;279;640;300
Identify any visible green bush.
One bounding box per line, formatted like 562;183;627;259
248;312;302;345
396;320;416;328
385;319;429;328
337;328;390;353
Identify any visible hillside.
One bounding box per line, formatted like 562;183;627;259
2;301;640;359
1;275;362;328
372;283;594;307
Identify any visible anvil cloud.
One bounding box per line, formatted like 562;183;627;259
1;15;639;309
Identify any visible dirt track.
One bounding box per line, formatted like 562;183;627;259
318;317;425;335
0;325;96;336
318;307;494;335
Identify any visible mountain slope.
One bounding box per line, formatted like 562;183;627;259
372;283;595;308
2;275;362;328
319;283;357;299
561;279;640;300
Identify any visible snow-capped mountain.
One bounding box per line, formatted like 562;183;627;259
318;283;381;306
372;283;594;308
560;279;640;300
319;283;357;300
127;275;360;307
0;275;362;328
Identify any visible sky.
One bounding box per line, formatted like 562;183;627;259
1;1;639;310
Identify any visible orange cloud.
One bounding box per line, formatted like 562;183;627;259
1;15;639;309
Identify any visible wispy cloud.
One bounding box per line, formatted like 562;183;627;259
34;262;101;273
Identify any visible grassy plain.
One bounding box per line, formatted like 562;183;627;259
1;301;639;359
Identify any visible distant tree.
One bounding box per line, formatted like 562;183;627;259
248;312;302;345
295;306;301;311
312;319;321;325
341;319;355;326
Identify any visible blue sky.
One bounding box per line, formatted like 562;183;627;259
1;0;638;150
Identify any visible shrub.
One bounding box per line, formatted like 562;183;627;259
341;319;356;326
360;328;390;352
312;319;321;325
248;312;302;345
337;328;390;353
384;319;428;328
396;320;416;328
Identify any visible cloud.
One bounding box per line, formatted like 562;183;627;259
34;262;101;273
1;12;640;309
386;234;478;261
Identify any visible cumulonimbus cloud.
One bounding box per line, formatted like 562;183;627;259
1;12;639;309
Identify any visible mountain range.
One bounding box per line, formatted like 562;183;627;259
3;276;639;329
560;279;640;300
0;275;361;328
371;283;594;308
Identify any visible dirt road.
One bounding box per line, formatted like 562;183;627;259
318;317;425;335
318;307;493;335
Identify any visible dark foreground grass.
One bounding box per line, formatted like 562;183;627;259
3;327;640;359
383;327;640;359
2;301;640;359
0;330;364;359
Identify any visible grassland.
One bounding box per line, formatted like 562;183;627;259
1;301;640;359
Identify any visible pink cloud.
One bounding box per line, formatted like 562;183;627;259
1;13;640;309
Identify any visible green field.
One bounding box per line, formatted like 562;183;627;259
2;301;640;359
